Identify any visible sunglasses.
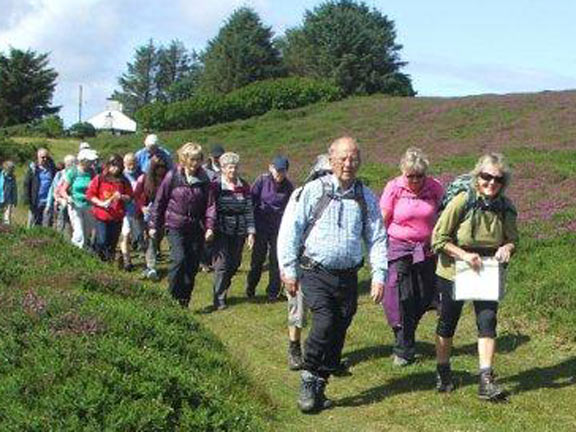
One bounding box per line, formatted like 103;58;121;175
406;173;424;179
479;172;505;184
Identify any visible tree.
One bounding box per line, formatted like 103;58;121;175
281;0;415;96
111;40;158;114
156;41;194;102
199;7;284;94
0;48;60;127
112;39;199;112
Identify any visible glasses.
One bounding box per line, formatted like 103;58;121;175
479;172;505;184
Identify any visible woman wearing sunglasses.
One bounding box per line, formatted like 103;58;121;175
379;147;444;367
431;153;518;401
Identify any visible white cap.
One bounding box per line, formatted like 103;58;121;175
144;134;159;147
79;142;91;150
78;149;99;162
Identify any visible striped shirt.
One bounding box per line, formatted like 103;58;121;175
214;176;255;236
278;174;388;284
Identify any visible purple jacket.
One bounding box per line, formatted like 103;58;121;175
150;166;215;232
251;173;294;236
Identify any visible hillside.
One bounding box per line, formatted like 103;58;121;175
7;90;576;430
0;227;271;430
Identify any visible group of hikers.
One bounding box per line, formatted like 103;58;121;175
6;133;518;413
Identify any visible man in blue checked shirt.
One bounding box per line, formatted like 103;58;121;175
278;136;387;414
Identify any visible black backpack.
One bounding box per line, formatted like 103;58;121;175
298;176;368;258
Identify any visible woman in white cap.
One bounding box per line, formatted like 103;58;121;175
57;148;98;249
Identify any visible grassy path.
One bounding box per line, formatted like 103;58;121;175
184;264;576;432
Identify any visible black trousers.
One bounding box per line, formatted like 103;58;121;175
167;229;203;306
436;277;499;338
301;266;358;379
392;257;437;360
246;231;280;298
212;233;246;307
94;219;122;261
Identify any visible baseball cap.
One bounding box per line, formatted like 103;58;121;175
210;144;225;158
272;155;289;171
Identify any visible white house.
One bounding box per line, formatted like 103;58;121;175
86;101;137;134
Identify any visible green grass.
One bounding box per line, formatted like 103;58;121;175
5;90;576;430
0;227;271;430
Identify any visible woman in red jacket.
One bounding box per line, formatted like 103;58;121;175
87;154;133;261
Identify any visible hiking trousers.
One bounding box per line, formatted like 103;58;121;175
300;266;358;378
246;231;280;298
167;229;203;307
212;233;246;307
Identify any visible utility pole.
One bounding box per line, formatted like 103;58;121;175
78;85;83;123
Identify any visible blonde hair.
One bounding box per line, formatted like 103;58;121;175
219;152;240;166
471;152;512;192
177;142;203;163
399;147;429;174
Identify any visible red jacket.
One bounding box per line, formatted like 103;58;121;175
86;175;133;222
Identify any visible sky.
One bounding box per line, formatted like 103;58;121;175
1;0;576;126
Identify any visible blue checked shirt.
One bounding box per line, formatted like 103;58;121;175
278;175;388;284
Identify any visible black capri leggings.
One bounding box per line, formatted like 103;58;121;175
436;276;498;338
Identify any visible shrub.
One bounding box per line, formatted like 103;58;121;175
0;137;38;164
135;77;343;131
36;115;64;138
0;228;269;430
68;122;97;138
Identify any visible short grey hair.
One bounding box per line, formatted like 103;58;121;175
63;154;77;167
219;152;240;167
399;147;429;175
471;152;512;192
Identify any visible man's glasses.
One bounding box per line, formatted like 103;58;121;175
479;172;505;184
406;173;424;179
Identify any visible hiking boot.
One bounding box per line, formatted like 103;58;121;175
146;269;159;282
297;370;318;413
332;358;351;376
392;354;414;367
436;364;455;393
478;370;509;401
315;377;333;411
288;341;303;371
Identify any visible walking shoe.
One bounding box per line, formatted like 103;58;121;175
392;354;414;367
297;370;318;413
478;370;509;401
332;358;351;376
288;341;304;371
436;364;455;393
146;269;159;282
315;377;333;411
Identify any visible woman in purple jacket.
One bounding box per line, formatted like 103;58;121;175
149;142;215;308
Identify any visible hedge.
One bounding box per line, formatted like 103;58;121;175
0;137;38;164
135;77;343;131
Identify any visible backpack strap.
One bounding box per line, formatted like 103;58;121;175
353;180;368;239
299;178;369;258
299;178;334;258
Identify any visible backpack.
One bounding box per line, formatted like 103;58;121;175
299;176;369;258
439;173;516;240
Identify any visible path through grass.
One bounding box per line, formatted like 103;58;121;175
184;262;576;431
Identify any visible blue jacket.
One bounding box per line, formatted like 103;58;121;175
134;147;173;174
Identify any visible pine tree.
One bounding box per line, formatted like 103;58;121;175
111;40;158;114
199;7;284;94
281;0;415;96
0;48;59;127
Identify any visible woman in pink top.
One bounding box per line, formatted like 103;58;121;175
379;147;444;366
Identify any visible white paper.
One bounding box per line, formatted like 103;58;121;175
454;257;505;302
